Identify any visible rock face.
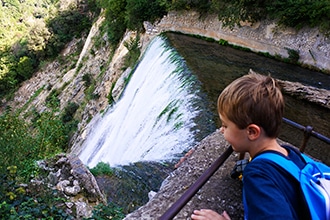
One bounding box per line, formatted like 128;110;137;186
278;79;330;109
154;11;330;72
249;69;330;110
37;154;106;219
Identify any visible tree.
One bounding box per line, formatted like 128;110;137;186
125;0;167;30
16;56;34;81
26;20;51;59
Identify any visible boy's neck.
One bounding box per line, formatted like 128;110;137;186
249;138;288;158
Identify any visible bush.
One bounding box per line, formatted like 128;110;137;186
86;203;125;220
0;110;69;180
286;48;300;64
61;102;79;123
0;167;73;219
89;162;114;176
123;35;141;68
46;10;93;57
0;112;38;178
125;0;168;30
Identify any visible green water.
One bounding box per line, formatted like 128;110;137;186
166;32;330;165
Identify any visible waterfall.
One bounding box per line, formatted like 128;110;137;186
79;36;204;168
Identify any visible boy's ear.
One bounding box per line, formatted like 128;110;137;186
246;124;261;140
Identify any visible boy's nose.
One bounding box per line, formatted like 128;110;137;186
219;127;224;134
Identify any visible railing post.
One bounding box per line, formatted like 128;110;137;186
300;125;313;152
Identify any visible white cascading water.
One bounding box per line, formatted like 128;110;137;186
79;36;201;168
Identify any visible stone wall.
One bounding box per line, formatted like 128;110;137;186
152;11;330;73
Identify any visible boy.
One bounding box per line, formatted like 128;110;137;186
191;72;310;220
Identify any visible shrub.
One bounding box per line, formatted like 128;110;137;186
286;48;300;64
0;167;73;219
86;203;125;220
61;102;79;123
89;162;114;176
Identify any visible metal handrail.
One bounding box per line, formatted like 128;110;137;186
159;118;330;220
159;146;234;220
282;117;330;152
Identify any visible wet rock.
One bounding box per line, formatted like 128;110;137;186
279;79;330;109
64;185;81;196
249;69;330;110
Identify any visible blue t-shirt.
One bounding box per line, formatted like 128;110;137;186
243;145;311;220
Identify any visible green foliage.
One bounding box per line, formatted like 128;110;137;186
0;0;98;100
46;10;93;57
89;162;114;176
0;167;73;219
125;0;168;30
0;112;38;178
100;0;168;47
156;100;180;124
45;89;60;109
86;202;125;220
16;56;35;81
266;0;330;32
107;81;116;105
34;111;69;155
219;39;229;46
285;47;300;64
169;0;330;35
83;73;93;87
82;73;100;101
101;0;127;47
61;102;79;123
170;0;211;14
123;35;141;69
0;107;75;180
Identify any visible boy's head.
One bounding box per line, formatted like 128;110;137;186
217;71;284;138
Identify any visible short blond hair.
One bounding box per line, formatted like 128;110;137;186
217;71;284;138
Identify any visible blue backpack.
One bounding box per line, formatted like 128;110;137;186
255;152;330;220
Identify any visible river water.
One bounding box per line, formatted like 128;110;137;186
166;32;330;165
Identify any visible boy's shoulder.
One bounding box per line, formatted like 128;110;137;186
244;145;304;177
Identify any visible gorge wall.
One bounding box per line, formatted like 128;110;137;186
153;11;330;73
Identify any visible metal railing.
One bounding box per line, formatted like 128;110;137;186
159;117;330;220
282;117;330;152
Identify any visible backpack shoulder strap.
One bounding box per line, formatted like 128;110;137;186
254;152;301;181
